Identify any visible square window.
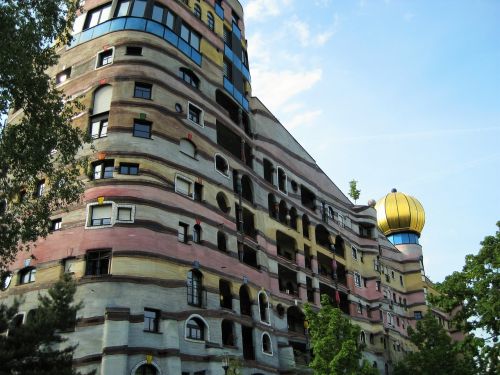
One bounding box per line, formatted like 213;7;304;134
175;175;193;198
90;204;112;226
414;311;422;320
92;160;114;180
119;163;139;175
144;308;160;332
85;250;111;275
133;120;152;138
19;268;36;284
126;46;142;55
97;49;113;68
90;118;108;139
188;103;203;125
117;207;132;221
50;218;62;231
134;82;152;99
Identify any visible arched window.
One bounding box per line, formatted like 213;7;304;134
219;279;232;309
193;224;202;243
207;11;215;31
193;4;201;19
360;331;366;344
263;158;274;184
302;214;310;238
221;319;235;346
239;285;252;316
135;364;158;375
217;231;227;252
185;315;207;341
268;194;277;218
179;67;200;88
262;332;273;355
179;138;196;158
277;167;287;193
278;200;288;224
216;192;230;213
215;154;229;177
187;270;202;307
315;225;330;248
289;207;298;230
92;85;112;115
370;333;375;344
258;291;270;324
241;175;253;203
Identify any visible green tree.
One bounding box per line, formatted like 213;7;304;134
0;274;91;374
393;313;476;375
304;296;378;375
429;221;500;374
0;0;87;271
348;180;361;203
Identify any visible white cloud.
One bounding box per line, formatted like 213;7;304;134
245;0;293;21
285;16;336;47
285;110;323;130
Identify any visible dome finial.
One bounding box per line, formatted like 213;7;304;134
391;188;397;193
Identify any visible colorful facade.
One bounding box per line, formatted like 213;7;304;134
1;1;455;374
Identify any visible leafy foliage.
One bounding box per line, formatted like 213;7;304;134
348;180;361;203
304;296;378;375
0;0;87;271
429;221;500;374
0;274;91;374
393;313;476;375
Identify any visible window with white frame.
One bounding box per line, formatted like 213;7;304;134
89;204;112;226
179;138;196;158
90;118;108;139
352;246;358;260
214;154;229;177
175;175;193;198
187;102;203;126
262;332;273;355
86;202;135;228
185;316;206;341
92;85;112;115
354;272;362;288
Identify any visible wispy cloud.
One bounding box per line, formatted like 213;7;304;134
245;0;293;21
285;15;337;47
285;110;323;129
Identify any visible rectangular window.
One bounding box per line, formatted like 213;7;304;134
117;207;132;221
126;46;142;55
115;0;130;17
36;180;45;197
194;182;203;202
376;280;381;291
414;311;422;320
400;275;404;286
90;204;112;226
131;0;147;17
56;67;71;84
97;49;113;67
91;118;108;139
144;308;160;332
85;250;111;275
50;218;62;231
175;176;193;198
119;163;139;175
223;27;232;47
20;268;36;284
188;103;203;125
133;120;152;138
352;246;358;260
354;272;362;288
134;82;152;99
223;58;232;81
180;23;200;50
92;160;114;180
85;3;112;29
178;222;188;243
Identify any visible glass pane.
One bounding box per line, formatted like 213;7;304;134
131;0;147;17
152;5;163;23
190;33;200;50
88;12;101;28
100;5;112;23
166;12;175;29
116;1;130;17
180;24;190;42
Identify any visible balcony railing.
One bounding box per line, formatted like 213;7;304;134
70;17;202;66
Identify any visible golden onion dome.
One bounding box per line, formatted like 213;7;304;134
375;189;425;236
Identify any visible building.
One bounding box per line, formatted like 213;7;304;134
1;1;455;374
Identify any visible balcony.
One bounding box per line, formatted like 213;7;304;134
278;265;298;296
276;231;297;263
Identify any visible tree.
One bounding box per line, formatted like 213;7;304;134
348;180;361;203
0;0;87;272
0;274;91;374
393;312;476;375
304;296;378;375
429;221;500;374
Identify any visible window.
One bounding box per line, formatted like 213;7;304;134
90;118;108;139
262;333;273;355
56;68;71;84
193;4;201;18
84;3;112;29
352;246;358;260
178;222;189;243
217;231;227;251
115;0;130;17
151;4;175;29
180;23;200;50
188;103;203;126
134;82;152;99
221;320;234;346
215;154;229;176
354;272;362;288
357;303;363;314
90;204;112;226
175;175;193;198
133;120;152;138
194;182;203;202
1;273;13;291
360;331;366;344
193;224;202;244
258;292;270;324
50;218;62;231
400;275;404;286
223;58;232;81
391;270;395;279
97;49;113;68
387;313;394;326
92;85;112;115
85;250;111;276
19;267;36;284
135;364;158;375
186;317;205;340
414;311;423;320
277;167;287;193
207;12;214;31
119;163;139;175
131;0;147;17
179;138;197;158
223;27;231;47
117;207;132;222
92;160;114;180
216;192;230;213
179;68;200;88
187;270;202;307
36;180;45;197
376;280;381;291
126;46;143;55
144;309;160;332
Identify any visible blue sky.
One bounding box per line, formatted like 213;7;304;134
241;0;500;282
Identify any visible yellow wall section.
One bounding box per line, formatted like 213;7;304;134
201;40;223;66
